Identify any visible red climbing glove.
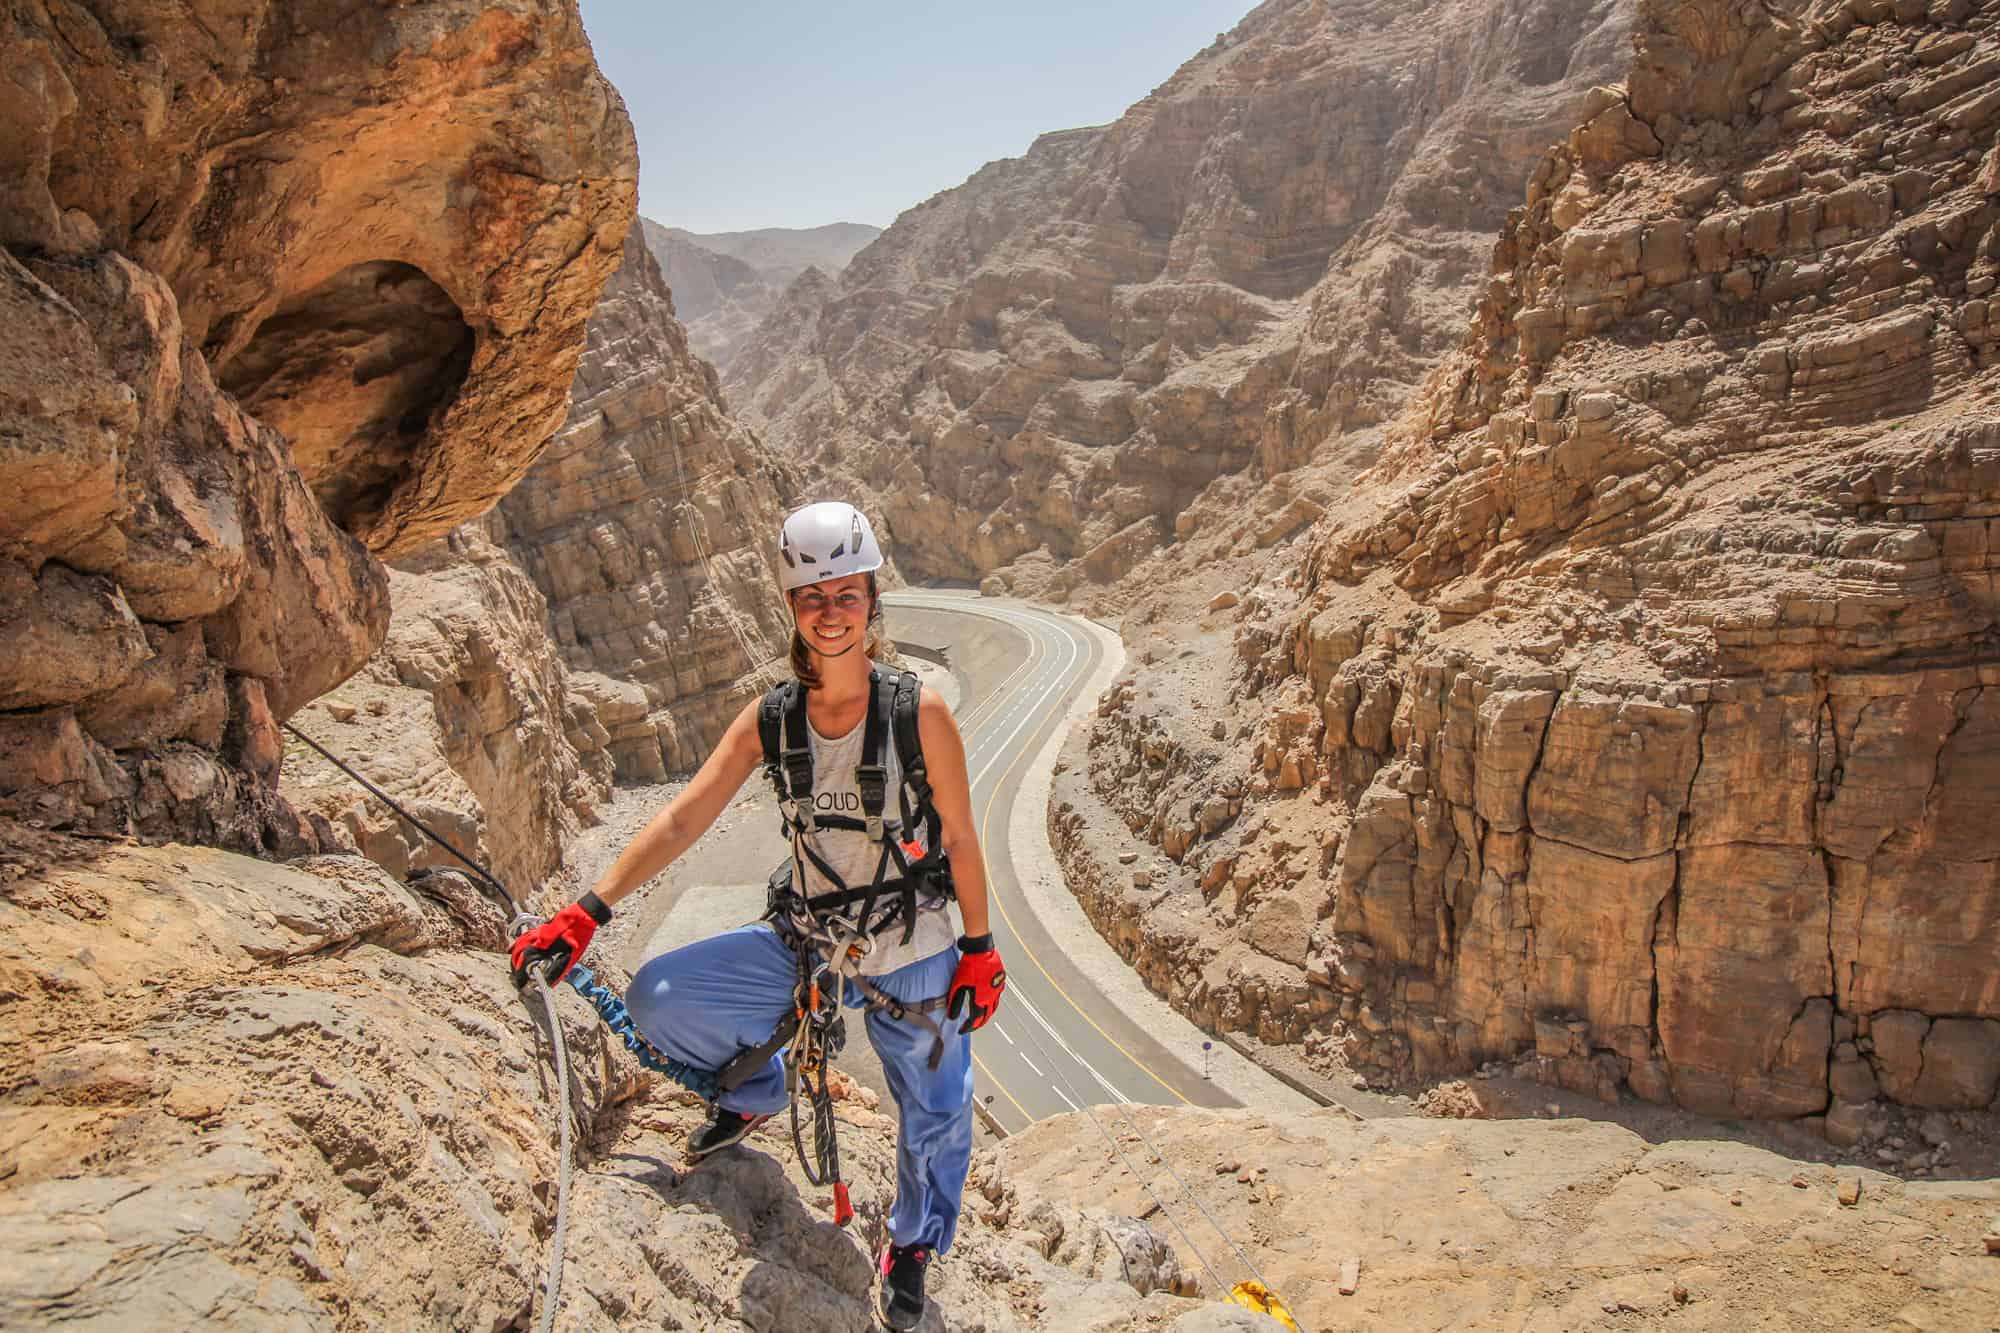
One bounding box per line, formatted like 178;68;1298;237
509;893;611;988
947;934;1006;1033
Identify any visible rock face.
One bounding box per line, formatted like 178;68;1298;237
0;1;636;851
281;525;616;898
0;248;385;854
995;1104;2000;1331
496;223;801;779
1072;0;2000;1122
726;0;1634;600
640;218;880;370
0;828;1260;1331
7;0;638;556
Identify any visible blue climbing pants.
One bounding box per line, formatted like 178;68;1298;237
626;923;975;1251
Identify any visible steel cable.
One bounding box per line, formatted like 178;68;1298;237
530;972;573;1333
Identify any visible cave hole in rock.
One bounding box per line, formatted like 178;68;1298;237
219;260;474;534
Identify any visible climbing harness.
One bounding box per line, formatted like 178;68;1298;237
783;931;850;1219
699;667;962;1226
758;666;953;948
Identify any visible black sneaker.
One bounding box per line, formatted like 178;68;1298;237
875;1241;931;1330
686;1106;770;1162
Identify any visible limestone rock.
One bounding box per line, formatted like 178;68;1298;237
0;247;383;850
282;526;614;896
727;0;1635;601
0;560;149;711
0;1;636;848
5;0;638;555
1078;0;2000;1120
496;222;800;777
997;1105;2000;1331
0;827;1263;1330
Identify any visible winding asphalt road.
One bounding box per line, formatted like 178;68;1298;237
883;591;1241;1134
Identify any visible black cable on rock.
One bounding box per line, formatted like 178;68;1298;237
280;719;526;922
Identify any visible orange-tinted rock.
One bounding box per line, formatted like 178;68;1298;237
5;0;637;555
0;1;636;850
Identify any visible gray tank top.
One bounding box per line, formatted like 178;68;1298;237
797;711;955;976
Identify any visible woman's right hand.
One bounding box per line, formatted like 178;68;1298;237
509;895;610;987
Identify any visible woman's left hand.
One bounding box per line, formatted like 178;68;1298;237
947;933;1006;1032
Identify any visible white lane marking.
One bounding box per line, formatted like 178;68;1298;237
1014;985;1131;1105
891;596;1136;1110
900;596;1044;737
1018;1050;1043;1076
1053;1085;1078;1111
959;641;1042;739
936;608;1129;1109
964;620;1078;790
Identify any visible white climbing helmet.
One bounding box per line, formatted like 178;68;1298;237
776;501;884;592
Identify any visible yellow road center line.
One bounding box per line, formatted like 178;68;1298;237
971;1049;1033;1126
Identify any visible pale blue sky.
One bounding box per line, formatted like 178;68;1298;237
577;1;1258;235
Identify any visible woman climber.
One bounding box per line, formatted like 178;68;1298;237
509;500;1006;1332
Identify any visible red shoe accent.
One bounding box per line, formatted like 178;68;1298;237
833;1181;854;1226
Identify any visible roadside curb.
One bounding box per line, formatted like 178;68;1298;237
1214;1031;1337;1108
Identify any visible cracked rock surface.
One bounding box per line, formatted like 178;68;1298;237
997;1103;2000;1331
0;825;1278;1330
1061;0;2000;1132
725;0;1636;603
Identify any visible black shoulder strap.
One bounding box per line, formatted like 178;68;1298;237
758;683;787;772
762;681;816;830
855;669;891;839
889;670;928;798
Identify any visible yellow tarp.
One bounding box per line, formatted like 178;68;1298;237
1229;1279;1301;1331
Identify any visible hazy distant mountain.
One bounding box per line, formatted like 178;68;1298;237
639;219;880;370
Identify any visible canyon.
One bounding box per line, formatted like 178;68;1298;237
1059;0;2000;1152
3;0;1998;1326
724;0;1637;603
642;219;881;370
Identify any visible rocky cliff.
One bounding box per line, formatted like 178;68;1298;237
0;828;1284;1330
1066;0;2000;1132
8;828;1991;1329
8;0;636;557
0;0;634;853
641;218;879;370
725;0;1635;601
280;524;616;897
496;223;801;779
275;218;805;887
